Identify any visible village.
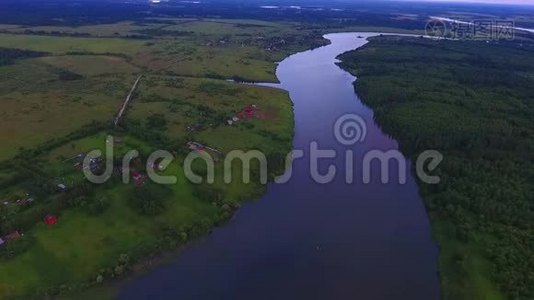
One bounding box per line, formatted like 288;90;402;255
0;100;265;254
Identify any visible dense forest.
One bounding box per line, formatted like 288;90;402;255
339;37;534;299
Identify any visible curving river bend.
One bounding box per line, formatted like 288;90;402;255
120;32;440;300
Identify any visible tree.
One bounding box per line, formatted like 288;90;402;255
130;184;170;215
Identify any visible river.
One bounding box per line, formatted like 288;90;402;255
119;32;440;300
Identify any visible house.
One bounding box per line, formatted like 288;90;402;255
132;171;142;180
187;123;203;133
234;105;258;120
187;142;205;152
0;238;4;247
131;171;146;187
44;214;58;225
4;231;22;241
57;184;67;191
16;197;34;206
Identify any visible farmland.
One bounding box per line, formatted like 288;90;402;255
0;18;322;298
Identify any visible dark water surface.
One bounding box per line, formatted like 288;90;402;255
119;32;440;300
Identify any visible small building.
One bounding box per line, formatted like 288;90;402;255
131;171;146;187
57;184;67;191
44;214;58;225
234;105;258;120
0;238;5;247
4;231;22;241
16;197;34;206
187;123;203;133
187;142;205;152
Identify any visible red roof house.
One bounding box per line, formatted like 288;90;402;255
44;214;58;225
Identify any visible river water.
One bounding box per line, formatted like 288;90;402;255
119;32;440;300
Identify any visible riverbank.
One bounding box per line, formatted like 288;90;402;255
338;35;534;299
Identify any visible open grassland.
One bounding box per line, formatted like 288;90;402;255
0;17;326;160
38;55;141;76
0;57;135;161
0;18;309;298
339;36;534;300
0;34;145;55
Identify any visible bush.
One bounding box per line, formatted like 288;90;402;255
87;196;110;215
130;184;171;215
146;113;167;130
57;70;83;81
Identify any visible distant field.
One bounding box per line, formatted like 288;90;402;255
4;21;159;37
0;18;314;160
0;34;144;55
38;55;140;76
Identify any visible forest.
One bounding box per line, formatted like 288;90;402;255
339;36;534;299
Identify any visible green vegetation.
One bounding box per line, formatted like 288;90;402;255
0;18;322;298
339;36;534;300
0;47;46;65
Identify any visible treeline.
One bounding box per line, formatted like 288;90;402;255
339;37;534;299
21;29;90;37
133;28;193;37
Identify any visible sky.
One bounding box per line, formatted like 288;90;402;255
397;0;534;5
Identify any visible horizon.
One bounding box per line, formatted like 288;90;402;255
392;0;534;6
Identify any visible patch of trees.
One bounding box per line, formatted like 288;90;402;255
57;69;84;81
65;52;129;60
0;47;47;66
339;36;534;299
146;113;167;131
133;28;193;37
130;183;171;215
22;29;91;37
67;193;110;216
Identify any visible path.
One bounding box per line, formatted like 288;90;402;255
114;74;143;127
